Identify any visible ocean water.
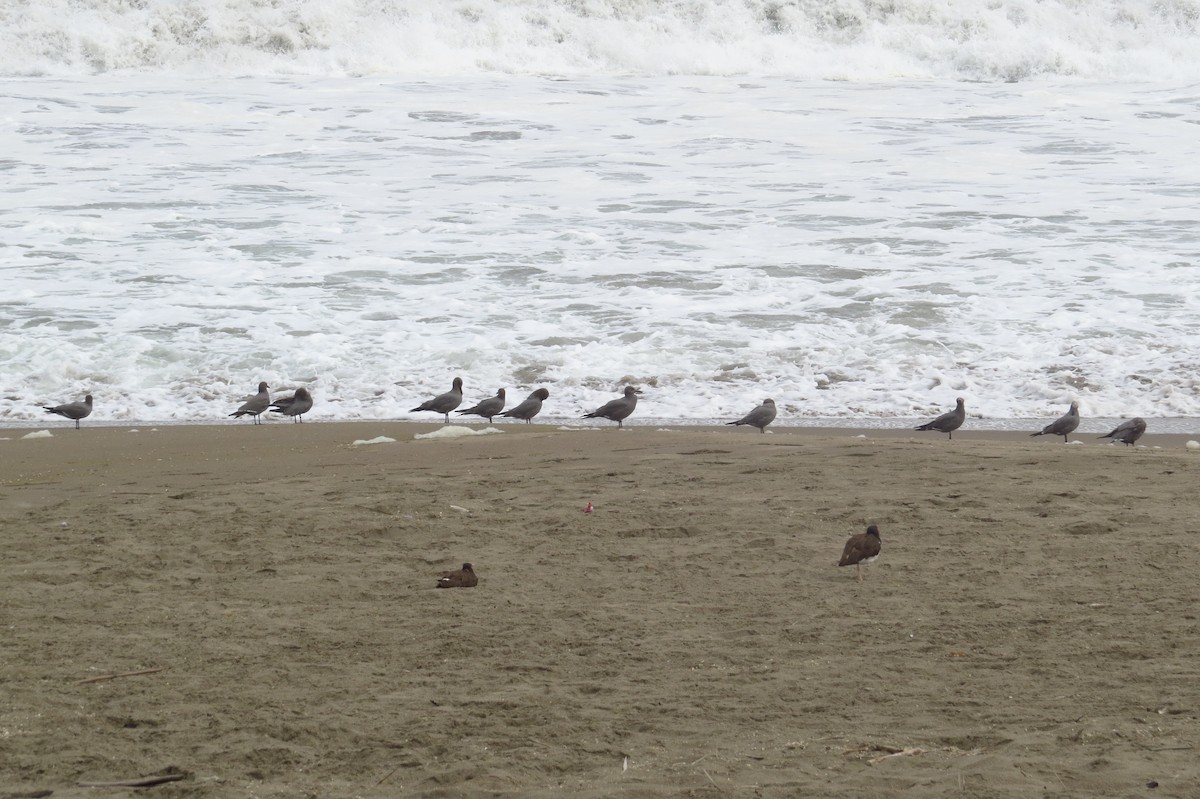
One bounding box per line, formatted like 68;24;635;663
2;1;1200;427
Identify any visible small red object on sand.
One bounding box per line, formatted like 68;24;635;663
583;502;594;514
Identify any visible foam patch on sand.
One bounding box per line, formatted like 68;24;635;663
414;426;503;441
351;435;396;446
21;430;53;439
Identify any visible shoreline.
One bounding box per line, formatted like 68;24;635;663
3;414;1196;437
2;418;1194;450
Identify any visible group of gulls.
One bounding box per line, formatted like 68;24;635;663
409;379;646;429
34;386;314;428
408;377;551;425
228;383;314;424
912;396;1146;446
39;382;1147;444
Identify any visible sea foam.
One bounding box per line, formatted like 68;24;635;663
2;69;1199;426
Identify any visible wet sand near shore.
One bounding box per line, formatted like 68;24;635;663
2;422;1198;797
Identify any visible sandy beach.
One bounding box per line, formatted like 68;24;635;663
2;421;1198;798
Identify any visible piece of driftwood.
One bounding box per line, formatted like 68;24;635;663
76;667;163;685
869;747;926;765
77;772;185;788
845;743;902;755
843;743;929;765
374;766;402;787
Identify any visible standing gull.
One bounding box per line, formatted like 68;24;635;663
411;377;464;424
269;387;313;423
436;563;478;589
457;388;506;423
582;386;641;429
229;382;270;425
915;397;966;440
500;388;549;424
1098;417;1146;446
42;394;93;429
726;398;777;433
838;525;882;582
1030;401;1080;443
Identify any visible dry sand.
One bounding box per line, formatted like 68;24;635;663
2;422;1198;798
